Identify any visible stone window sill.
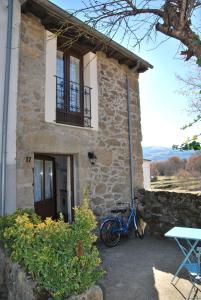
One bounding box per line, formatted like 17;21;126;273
46;120;99;131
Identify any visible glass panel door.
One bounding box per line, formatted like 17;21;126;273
34;159;43;202
45;160;53;200
34;155;56;219
57;50;64;78
69;56;80;112
56;50;64;109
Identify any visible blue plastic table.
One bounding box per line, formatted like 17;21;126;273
165;227;201;283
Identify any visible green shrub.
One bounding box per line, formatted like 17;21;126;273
0;208;41;245
0;201;103;300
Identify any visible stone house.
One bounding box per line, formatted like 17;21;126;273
0;0;152;220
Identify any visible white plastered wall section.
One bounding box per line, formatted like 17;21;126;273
0;1;7;156
0;0;20;213
45;31;57;123
45;31;99;130
143;160;151;190
83;52;98;130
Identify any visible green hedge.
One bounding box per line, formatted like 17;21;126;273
0;201;103;299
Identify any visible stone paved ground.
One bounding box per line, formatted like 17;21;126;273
98;236;201;300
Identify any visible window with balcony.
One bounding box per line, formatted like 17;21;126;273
56;49;92;127
45;31;98;130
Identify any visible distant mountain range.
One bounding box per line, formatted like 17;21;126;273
143;146;199;161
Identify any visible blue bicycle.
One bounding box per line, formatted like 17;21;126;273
100;201;144;247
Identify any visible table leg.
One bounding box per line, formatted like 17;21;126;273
187;240;198;261
171;239;199;283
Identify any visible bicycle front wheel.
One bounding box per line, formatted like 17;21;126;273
100;219;121;247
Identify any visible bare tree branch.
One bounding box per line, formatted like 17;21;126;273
74;0;201;60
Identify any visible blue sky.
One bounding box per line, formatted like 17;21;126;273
51;0;200;147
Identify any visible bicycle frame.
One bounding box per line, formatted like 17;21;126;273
100;199;144;247
103;206;138;235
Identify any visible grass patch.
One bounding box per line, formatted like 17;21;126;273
151;176;201;192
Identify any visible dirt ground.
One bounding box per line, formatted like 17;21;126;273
98;236;201;300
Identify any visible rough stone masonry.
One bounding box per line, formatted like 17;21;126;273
137;189;201;235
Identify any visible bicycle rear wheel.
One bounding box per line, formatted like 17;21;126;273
100;219;121;247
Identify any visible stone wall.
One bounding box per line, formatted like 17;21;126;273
0;247;103;300
0;247;36;300
138;189;201;236
89;52;143;216
16;13;143;216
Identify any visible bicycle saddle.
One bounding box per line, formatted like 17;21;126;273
111;208;127;214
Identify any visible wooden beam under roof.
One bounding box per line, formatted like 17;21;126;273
21;0;153;72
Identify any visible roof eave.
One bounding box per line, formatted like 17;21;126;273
21;0;153;72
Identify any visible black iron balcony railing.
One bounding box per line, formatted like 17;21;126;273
56;76;92;128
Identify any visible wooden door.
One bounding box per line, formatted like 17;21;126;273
34;155;56;219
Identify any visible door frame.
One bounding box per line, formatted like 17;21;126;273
34;153;75;222
67;155;75;222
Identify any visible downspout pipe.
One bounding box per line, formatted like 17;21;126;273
126;62;140;208
0;0;13;216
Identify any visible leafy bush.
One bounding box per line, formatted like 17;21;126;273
0;201;103;300
0;208;41;244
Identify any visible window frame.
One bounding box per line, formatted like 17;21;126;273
56;47;85;127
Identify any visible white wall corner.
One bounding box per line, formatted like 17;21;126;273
0;0;8;157
7;0;20;163
143;160;151;190
83;52;99;130
4;0;21;213
45;31;57;123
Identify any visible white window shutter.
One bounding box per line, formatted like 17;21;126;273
45;31;57;123
83;52;99;130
